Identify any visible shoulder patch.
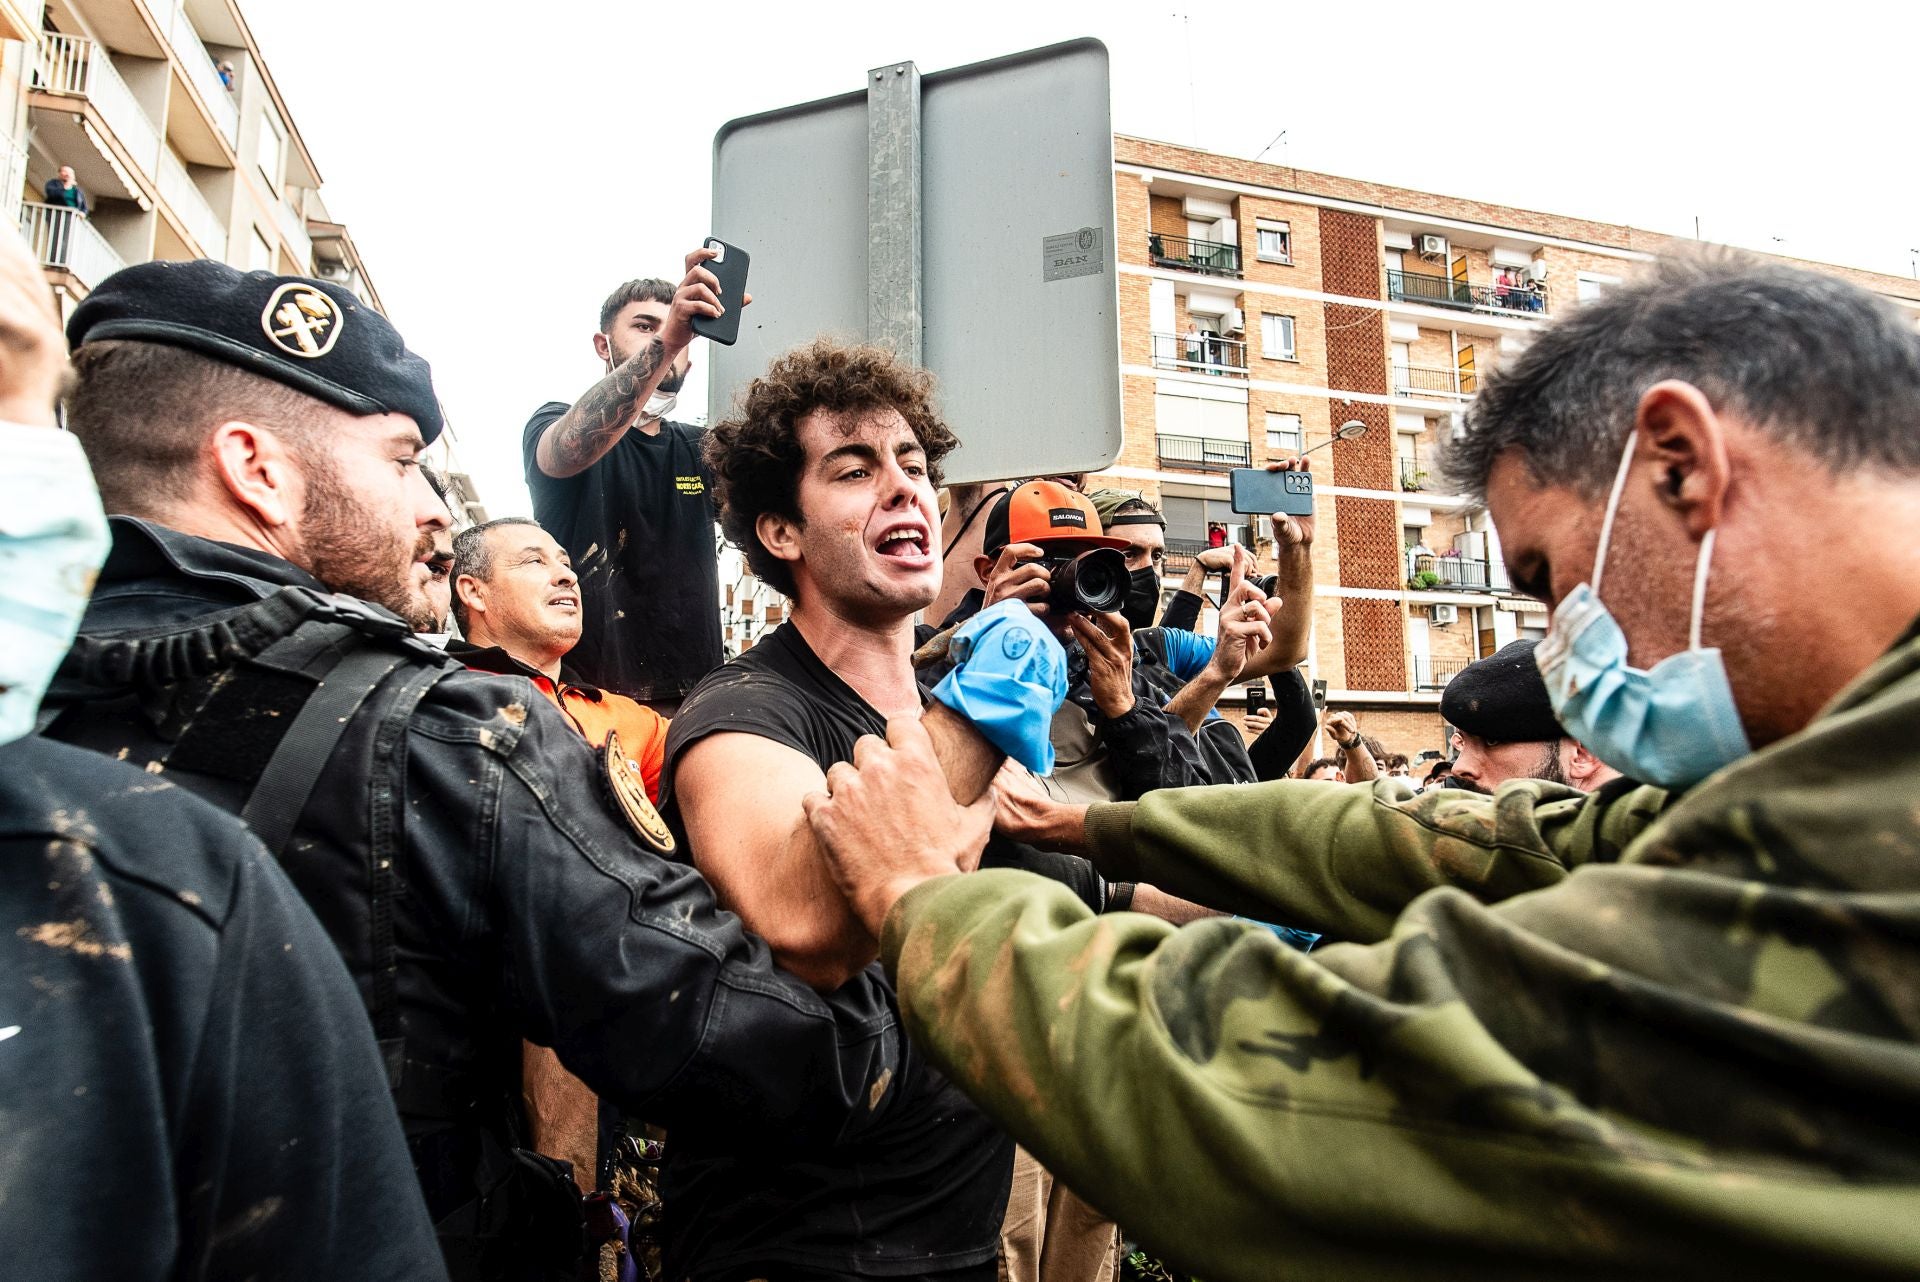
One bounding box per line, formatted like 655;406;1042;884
602;730;675;855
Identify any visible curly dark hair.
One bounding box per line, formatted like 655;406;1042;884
704;340;959;597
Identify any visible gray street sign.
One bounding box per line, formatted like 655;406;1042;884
710;38;1120;485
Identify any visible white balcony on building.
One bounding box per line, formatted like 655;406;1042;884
21;200;128;292
166;1;239;150
30;33;164;203
156;146;225;260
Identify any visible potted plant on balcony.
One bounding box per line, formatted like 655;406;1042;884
1410;569;1442;590
1400;468;1427;492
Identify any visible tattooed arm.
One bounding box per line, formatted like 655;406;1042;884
534;246;744;480
535;338;669;478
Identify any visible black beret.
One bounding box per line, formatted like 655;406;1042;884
1439;639;1564;743
67;259;445;443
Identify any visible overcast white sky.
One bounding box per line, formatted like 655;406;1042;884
247;0;1920;517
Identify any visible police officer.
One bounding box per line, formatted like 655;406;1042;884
36;261;939;1280
1438;639;1620;793
0;227;442;1280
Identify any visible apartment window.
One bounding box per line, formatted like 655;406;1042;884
1577;273;1616;303
248;226;274;272
1255;220;1291;263
1260;313;1296;361
1265;412;1302;454
255;109;285;189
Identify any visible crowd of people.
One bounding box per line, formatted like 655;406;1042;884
3;216;1918;1282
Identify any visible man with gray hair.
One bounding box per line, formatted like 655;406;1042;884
799;253;1920;1277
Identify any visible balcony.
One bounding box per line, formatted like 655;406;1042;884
1399;458;1429;491
21;201;128;292
1407;551;1494;593
0;135;26;223
166;2;239;148
33;33;164;184
1387;268;1547;318
1391;363;1468;399
1151;331;1248;377
1412;656;1468;691
275;197;312;271
157;147;225;259
1147;233;1241;278
1156;433;1251;473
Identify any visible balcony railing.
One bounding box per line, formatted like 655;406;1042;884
157;147;225;259
34;33;163;178
1156;433;1251;472
1407;551;1494;592
21;201;127;290
1399;458;1429;491
275;197;312;270
166;2;240;147
1147;232;1241;278
1151;331;1248;377
0;134;27;223
1387;268;1547;318
1413;656;1469;691
1391;363;1467;398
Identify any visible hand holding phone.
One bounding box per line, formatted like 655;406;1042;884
689;238;751;346
1230;466;1313;516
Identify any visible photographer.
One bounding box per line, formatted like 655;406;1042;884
956;481;1271;798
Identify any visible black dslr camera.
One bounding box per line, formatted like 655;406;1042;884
1024;548;1129;616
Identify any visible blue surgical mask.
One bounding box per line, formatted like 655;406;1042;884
1533;431;1751;789
0;426;111;745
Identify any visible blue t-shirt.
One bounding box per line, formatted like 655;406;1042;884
1150;627;1222;719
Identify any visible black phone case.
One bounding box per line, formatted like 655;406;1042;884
691;239;749;346
1229;467;1314;516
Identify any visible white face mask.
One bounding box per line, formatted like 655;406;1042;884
1533;430;1752;789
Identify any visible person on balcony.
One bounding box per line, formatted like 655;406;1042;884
216;60;235;91
42;167;88;218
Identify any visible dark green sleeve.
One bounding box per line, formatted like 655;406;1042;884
1084;776;1668;943
883;868;1920;1281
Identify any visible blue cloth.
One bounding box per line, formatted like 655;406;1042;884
930;600;1067;775
1234;917;1321;952
1145;626;1222;720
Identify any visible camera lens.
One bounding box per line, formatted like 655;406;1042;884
1251;574;1279;598
1049;548;1128;615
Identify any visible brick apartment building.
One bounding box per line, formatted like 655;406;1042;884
0;0;486;520
1088;133;1920;761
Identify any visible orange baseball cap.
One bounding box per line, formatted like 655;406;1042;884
982;480;1131;556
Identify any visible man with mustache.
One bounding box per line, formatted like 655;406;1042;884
1438;639;1619;794
523;249;742;713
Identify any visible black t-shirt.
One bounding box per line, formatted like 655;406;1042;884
0;737;444;1281
656;622;1018;1280
523;402;722;702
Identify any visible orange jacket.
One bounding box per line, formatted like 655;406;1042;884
452;643;668;802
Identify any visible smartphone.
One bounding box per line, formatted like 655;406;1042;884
1230;466;1313;516
690;238;750;346
1244;684;1266;715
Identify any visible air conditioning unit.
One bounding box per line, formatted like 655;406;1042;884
1224;307;1245;333
1525;259;1549;283
1417;235;1448;261
1430;603;1459;626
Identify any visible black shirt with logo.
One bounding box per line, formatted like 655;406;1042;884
522;403;722;703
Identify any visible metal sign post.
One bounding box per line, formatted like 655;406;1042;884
710;39;1120;485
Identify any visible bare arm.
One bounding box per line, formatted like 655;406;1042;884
521;1042;599;1193
676;703;1001;989
534;337;671;479
1166;551;1272;734
1240;457;1319;679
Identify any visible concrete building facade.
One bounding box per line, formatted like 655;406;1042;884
1096;134;1920;764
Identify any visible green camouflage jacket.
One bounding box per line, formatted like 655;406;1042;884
881;620;1920;1280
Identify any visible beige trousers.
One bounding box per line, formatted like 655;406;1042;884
997;1145;1121;1282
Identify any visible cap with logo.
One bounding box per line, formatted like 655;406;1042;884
1440;639;1565;744
66;259;446;443
982;480;1131;558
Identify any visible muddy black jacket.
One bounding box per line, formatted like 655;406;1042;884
43;519;919;1271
